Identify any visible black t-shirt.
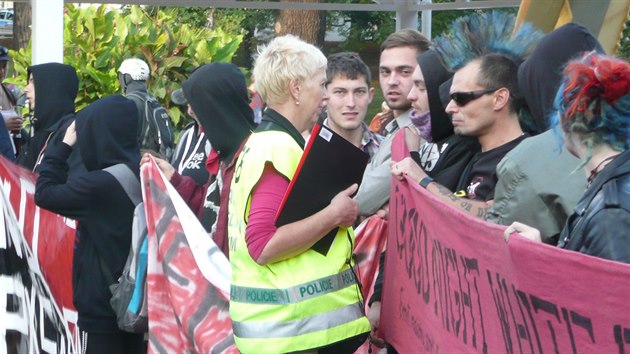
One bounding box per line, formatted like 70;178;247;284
455;134;528;201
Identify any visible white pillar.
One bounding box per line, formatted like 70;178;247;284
421;0;432;40
394;0;418;31
31;0;64;64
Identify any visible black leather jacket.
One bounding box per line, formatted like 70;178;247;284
558;149;630;263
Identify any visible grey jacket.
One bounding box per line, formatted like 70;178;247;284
486;131;586;243
355;111;411;215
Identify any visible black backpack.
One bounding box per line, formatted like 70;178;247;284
127;92;175;160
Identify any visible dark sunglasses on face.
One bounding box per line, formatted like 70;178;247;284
450;87;499;107
0;46;8;57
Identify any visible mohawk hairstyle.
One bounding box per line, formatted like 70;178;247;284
433;11;543;71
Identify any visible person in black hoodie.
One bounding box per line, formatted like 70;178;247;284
140;62;255;256
505;52;630;263
405;50;480;190
169;87;212;185
35;95;145;354
18;63;79;171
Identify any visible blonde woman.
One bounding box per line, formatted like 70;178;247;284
228;35;370;353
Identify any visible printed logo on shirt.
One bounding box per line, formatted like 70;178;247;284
466;177;483;199
186;152;205;170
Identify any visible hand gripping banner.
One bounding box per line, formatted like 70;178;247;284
381;131;630;353
142;157;237;353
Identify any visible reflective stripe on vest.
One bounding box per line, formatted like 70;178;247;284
231;268;356;305
232;301;364;339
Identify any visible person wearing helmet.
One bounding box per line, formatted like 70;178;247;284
118;58;175;159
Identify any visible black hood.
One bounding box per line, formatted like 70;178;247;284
518;23;603;132
418;50;454;142
76;95;140;172
182;62;255;163
28;63;78;131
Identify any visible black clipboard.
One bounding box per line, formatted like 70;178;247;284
275;123;369;255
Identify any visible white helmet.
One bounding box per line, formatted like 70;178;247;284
118;58;150;81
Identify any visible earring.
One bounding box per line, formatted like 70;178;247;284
295;95;300;105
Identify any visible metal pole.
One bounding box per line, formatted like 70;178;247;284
32;0;64;64
421;0;432;40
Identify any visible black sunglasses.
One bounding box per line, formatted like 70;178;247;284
0;46;8;56
450;87;499;107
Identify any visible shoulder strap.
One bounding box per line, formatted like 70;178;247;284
103;163;142;206
99;163;141;287
126;92;154;147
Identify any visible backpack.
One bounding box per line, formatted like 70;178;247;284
127;92;175;161
101;163;149;333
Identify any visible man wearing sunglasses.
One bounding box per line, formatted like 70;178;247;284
394;53;527;218
354;29;430;216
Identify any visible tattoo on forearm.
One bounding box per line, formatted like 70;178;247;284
436;184;458;202
477;207;488;218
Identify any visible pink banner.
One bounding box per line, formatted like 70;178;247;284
382;131;630;353
143;159;236;353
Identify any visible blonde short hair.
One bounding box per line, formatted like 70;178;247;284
253;35;327;106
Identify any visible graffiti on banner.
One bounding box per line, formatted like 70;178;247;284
142;159;236;353
0;183;75;353
354;216;388;312
380;131;630;353
0;156;78;349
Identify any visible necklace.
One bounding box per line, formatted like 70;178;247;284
587;154;620;185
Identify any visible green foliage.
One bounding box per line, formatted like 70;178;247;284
329;1;395;52
617;19;630;59
6;4;243;131
143;6;211;28
212;8;249;35
431;7;518;38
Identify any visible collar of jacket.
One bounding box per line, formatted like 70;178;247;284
256;108;305;149
574;149;630;215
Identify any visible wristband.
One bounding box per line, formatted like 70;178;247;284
419;176;434;189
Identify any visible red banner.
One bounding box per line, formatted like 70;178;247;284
143;158;237;353
382;132;630;353
0;156;77;352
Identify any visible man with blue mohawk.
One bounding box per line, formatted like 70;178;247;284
393;12;542;218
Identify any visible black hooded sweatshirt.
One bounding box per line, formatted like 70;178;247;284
18;63;78;170
35;95;140;333
173;62;255;254
518;23;604;132
412;50;480;190
182;62;255;164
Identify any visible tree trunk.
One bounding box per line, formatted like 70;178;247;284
275;0;323;47
13;2;31;50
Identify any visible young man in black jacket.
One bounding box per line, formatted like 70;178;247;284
19;63;79;171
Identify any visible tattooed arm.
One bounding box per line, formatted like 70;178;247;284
393;157;491;219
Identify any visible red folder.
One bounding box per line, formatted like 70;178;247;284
275;123;369;255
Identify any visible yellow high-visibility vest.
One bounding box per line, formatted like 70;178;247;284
228;130;370;353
